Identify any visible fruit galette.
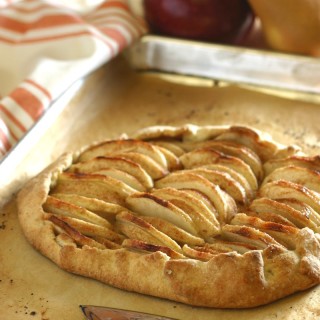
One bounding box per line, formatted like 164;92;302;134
17;124;320;308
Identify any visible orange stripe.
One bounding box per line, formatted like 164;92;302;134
98;1;130;12
25;79;52;100
101;27;127;52
0;14;83;33
88;10;147;36
6;3;52;13
96;18;136;39
0;126;12;151
10;87;44;121
0;30;116;54
0;104;27;132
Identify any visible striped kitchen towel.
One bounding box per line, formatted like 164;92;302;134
0;0;146;159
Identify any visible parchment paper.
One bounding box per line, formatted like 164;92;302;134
1;55;319;320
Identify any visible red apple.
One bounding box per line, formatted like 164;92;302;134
143;0;254;44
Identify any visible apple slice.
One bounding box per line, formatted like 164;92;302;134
184;168;247;204
154;145;182;171
151;187;220;237
111;152;168;179
132;124;191;141
182;244;223;261
215;126;279;161
222;224;283;249
250;197;320;232
248;198;297;227
186;140;263;180
94;168;146;191
51;193;126;218
122;238;185;259
277;198;320;229
141;216;204;246
126;192;198;235
152;141;185;156
78;139;168;168
180;148;258;191
69;156;153;189
44;196;112;228
58;172;135;196
48;215;106;249
47;213;124;243
181;189;217;215
262;165;320;194
200;164;253;198
155;171;237;223
231;213;299;249
208;239;260;254
116;211;181;252
92;236;122;249
263;155;320;176
259;180;320;214
52;173;133;205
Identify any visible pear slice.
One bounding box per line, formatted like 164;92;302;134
126;192;198;235
79;139;168;168
52;194;126;216
155;171;237;223
184;168;247;204
263;155;320;176
180;148;258;191
151;187;220;237
116;211;181;252
122;238;185;259
44;196;112;228
111;152;168;179
69;156;153;189
222;224;283;249
141;216;205;246
262;165;320;194
231;213;299;249
259;180;320;214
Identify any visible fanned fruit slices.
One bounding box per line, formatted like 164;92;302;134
17;124;320;309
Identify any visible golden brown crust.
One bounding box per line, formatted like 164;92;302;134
17;124;320;309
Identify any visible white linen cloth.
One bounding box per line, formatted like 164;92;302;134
0;0;146;158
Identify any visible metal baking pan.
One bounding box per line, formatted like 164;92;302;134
126;35;320;103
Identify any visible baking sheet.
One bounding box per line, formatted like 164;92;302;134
127;35;320;104
1;54;320;320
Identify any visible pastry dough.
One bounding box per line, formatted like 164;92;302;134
17;124;320;308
